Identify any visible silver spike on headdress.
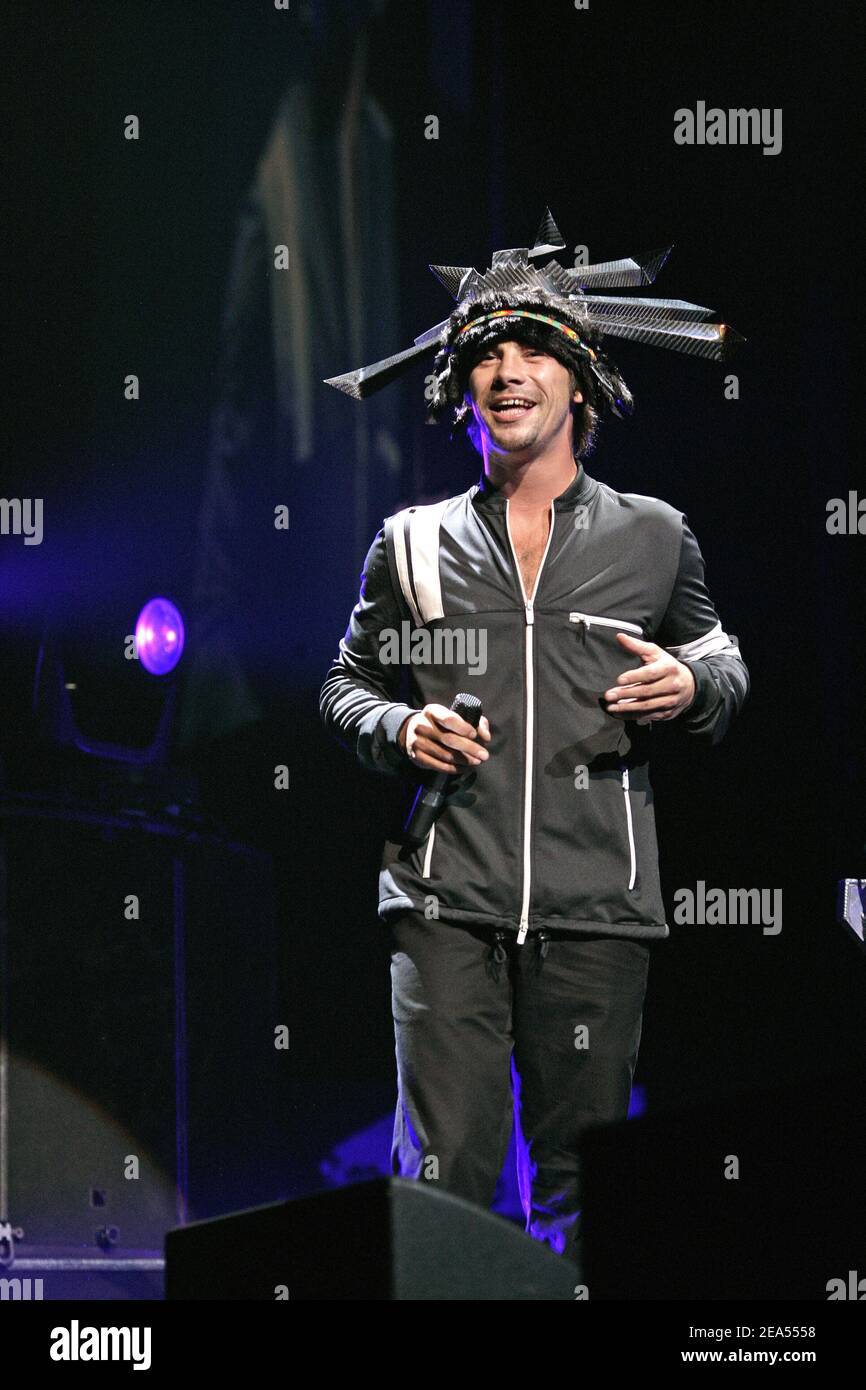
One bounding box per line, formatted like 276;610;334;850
323;209;744;412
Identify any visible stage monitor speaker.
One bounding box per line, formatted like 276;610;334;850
166;1177;578;1300
581;1067;866;1300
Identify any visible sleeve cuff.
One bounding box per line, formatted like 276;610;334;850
677;659;721;732
367;702;417;772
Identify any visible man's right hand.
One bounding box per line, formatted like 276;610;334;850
397;705;492;774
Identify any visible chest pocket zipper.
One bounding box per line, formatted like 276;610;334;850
621;768;637;891
569;611;643;635
421;822;436;878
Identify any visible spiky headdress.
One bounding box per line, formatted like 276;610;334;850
323;208;743;427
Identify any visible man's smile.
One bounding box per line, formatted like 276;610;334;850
488;396;538;421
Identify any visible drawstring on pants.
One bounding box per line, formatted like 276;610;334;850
492;930;508;966
489;928;550;975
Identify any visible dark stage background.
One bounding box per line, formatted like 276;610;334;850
2;0;863;1224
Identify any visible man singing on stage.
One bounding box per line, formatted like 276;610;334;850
320;209;749;1262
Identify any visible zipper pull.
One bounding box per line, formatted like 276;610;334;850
622;767;630;791
569;611;589;632
525;598;534;625
517;915;529;945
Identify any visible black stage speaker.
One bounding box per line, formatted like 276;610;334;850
166;1178;578;1300
581;1068;866;1300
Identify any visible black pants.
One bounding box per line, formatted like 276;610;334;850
388;910;652;1263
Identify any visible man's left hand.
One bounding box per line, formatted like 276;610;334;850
602;633;696;725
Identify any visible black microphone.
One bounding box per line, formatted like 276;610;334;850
403;693;483;846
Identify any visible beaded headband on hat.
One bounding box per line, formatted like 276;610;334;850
454;309;597;358
323;208;744;421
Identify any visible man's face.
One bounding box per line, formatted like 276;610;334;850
465;338;583;458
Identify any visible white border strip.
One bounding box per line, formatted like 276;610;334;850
407;500;450;625
666;620;744;662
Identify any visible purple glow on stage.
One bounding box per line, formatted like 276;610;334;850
628;1084;647;1119
134;598;185;675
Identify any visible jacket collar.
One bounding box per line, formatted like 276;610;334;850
470;460;598;513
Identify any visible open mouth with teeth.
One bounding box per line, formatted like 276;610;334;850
489;397;537;421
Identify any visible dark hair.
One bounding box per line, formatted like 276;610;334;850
430;287;632;454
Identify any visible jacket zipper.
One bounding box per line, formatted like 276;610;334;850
621;767;637;890
505;498;557;946
569;611;643;635
422;822;436;878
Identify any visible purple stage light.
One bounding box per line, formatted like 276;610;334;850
135;598;185;676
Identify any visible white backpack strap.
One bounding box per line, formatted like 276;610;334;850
387;498;451;626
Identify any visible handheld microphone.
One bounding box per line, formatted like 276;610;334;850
403;693;483;846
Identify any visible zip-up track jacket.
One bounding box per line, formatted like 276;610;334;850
320;465;750;943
